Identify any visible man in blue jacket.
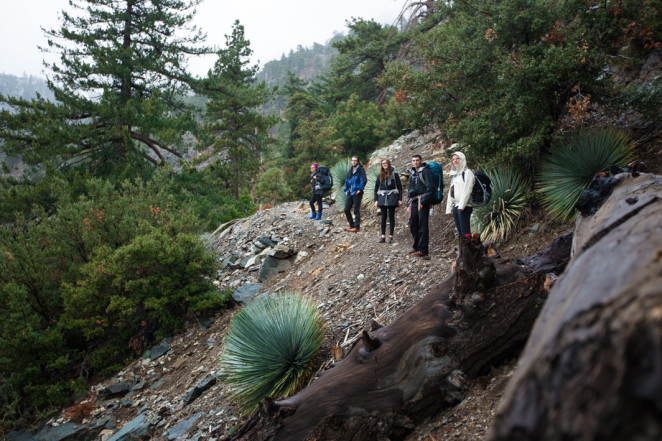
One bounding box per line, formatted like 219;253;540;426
343;156;367;232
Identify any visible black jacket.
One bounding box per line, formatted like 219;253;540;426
407;163;434;206
310;172;324;196
374;169;403;207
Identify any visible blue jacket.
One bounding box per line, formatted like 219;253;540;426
344;163;367;195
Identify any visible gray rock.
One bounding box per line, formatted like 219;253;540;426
183;375;217;405
232;283;263;305
258;235;277;247
7;430;34;441
149;343;171;361
257;256;293;282
131;381;146;391
98;382;134;400
107;414;151;441
318;227;330;238
34;419;109;441
165;412;204;440
267;244;295;259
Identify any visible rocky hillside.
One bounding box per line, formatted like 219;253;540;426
7;131;583;441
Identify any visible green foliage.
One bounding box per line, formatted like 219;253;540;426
254;168;295;205
472;168;530;242
537;128;635;221
332;94;384;158
219;292;326;415
0;0;210;173
361;165;381;207
197;21;279;200
329;18;402;104
331;158;352;208
0;174;224;429
381;0;657;168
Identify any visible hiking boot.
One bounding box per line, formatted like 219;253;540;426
315;213;322;220
345;226;354;231
388;237;394;244
307;212;317;219
412;251;429;259
348;227;360;232
378;237;386;243
408;248;417;254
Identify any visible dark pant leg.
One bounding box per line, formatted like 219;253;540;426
417;203;430;253
344;194;355;228
314;194;323;214
409;202;420;249
388;206;396;236
380;206;387;235
353;192;363;228
309;194;318;214
453;206;473;236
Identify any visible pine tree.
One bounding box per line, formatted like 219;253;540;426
0;0;210;173
198;21;278;200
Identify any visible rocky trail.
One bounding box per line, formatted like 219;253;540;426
16;129;654;441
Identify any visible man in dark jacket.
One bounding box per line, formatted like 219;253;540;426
407;154;433;258
343;156;367;232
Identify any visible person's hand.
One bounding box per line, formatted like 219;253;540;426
356;190;362;194
419;203;423;211
407;205;411;214
374;201;378;208
398;200;402;207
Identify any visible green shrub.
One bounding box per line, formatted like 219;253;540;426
537;128;635;221
472;168;530;242
0;175;225;429
219;292;326;414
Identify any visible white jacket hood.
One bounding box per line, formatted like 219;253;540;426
449;151;467;176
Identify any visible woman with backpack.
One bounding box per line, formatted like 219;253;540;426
446;151;475;237
373;158;403;243
308;163;324;220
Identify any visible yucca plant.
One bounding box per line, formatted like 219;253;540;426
362;165;381;207
219;292;326;415
537;127;635;221
472;167;530;242
331;158;352;208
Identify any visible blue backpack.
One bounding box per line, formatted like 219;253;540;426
422;161;445;205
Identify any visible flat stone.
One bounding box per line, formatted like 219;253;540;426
98;382;134;400
107;414;151;441
232;283;263;305
149;344;171;361
257;255;293;282
165;412;204;440
183;375;217;405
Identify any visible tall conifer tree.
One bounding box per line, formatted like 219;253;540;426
0;0;210;173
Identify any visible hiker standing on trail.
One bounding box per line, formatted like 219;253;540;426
373;158;403;244
307;164;324;220
343;156;367;232
446;151;475;237
407;154;433;258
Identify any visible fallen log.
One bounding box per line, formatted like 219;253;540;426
223;231;572;441
488;172;662;441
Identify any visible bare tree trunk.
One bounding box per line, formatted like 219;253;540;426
488;173;662;441
223;232;573;441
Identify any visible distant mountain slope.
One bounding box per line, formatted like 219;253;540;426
256;34;342;88
0;73;54;101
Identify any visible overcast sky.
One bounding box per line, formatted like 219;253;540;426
0;0;407;79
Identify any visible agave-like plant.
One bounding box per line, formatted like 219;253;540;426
331;158;352;208
537;127;635;221
472;167;530;242
361;165;381;207
219;292;326;415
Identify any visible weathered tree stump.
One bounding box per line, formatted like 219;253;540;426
222;230;572;441
488;173;662;441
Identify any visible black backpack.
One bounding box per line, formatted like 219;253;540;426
317;165;333;191
463;170;492;207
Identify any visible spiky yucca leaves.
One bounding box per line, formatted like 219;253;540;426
362;165;381;206
537;128;635;221
472;167;530;242
219;292;326;415
331;158;352;208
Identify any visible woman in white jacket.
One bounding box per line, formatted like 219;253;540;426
446;151;475;237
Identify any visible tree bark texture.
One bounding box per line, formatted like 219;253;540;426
223;231;573;441
488;173;662;441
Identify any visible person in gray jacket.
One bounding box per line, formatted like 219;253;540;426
373;158;403;243
446;151;475;237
